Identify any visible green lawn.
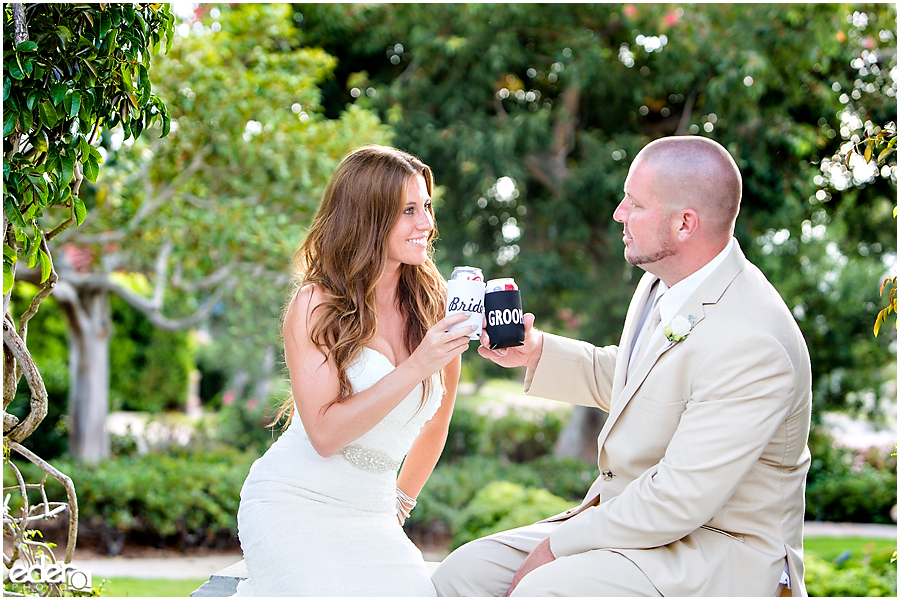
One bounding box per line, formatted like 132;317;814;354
97;577;207;597
804;536;896;563
85;537;897;597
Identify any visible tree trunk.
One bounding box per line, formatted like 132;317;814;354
253;345;276;402
554;405;607;464
54;282;112;463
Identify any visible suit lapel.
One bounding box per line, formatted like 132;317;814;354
610;273;658;401
596;242;748;453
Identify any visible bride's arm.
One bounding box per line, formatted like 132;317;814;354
286;285;470;458
396;354;461;509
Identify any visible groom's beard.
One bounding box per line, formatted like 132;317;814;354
626;245;676;266
625;225;677;266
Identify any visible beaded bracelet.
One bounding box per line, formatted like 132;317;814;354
396;487;417;525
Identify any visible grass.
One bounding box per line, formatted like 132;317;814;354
97;577;207;597
804;536;897;563
81;536;895;597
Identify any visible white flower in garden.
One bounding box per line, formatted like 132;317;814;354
664;315;694;343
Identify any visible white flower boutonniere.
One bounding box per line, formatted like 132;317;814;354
664;315;695;343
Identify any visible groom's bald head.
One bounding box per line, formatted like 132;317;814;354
634;136;742;239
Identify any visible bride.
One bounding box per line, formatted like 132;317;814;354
234;145;472;596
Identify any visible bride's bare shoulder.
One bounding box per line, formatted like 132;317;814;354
283;284;330;339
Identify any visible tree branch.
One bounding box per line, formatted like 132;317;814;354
47;163;84;240
129;143;213;226
397;56;421;82
493;94;508;122
3;221;16;318
152;241;173;307
171;265;231;292
4;4;28;163
675;87;699;135
7;441;79;564
59;230;128;245
112;276;231;330
16;235;58;379
3;314;48;440
524;80;581;196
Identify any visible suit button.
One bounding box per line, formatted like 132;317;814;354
602;470;615;481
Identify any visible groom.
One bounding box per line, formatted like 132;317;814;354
432;136;812;597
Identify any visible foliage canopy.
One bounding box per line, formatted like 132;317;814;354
293;2;897;420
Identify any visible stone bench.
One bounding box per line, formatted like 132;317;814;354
190;560;442;596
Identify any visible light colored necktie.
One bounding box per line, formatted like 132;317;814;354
629;302;662;377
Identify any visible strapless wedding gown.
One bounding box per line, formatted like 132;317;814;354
234;348;442;597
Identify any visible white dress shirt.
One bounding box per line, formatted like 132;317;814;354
631;238;736;365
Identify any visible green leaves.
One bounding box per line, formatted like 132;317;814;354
73;196;87;226
38;249;52;282
3;109;16;136
3;2;176;295
26;88;42;110
48;81;66;105
4;197;27;228
38;100;58;128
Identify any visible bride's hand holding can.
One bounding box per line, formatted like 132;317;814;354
404;312;473;379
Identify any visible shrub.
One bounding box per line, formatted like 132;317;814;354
483;409;565;463
192;396;285;455
805;467;897;524
452;481;572;549
529;455;599;500
440;398;566;464
440;402;490;463
804;553;897;597
408;455;595;540
5;448;256;554
805;428;897;524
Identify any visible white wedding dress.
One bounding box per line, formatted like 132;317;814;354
234;347;442;597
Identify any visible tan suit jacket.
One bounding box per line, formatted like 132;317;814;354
525;241;812;596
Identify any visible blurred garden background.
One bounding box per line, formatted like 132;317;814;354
3;2;896;597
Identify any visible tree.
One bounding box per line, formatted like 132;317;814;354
45;3;391;462
291;3;896;458
3;2;175;579
4;0;173;446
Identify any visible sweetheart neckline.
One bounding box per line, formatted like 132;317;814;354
362;346;398;368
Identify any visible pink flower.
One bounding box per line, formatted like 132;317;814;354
246;398;259;410
664;12;680;26
623;5;638;18
223;390;235;406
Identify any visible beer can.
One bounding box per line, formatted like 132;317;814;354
486;278;518;292
484;278;525;350
446;267;485;340
450;266;484;282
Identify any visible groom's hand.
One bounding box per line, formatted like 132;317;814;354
477;313;544;370
506;536;555;596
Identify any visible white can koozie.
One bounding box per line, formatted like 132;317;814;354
446;278;485;340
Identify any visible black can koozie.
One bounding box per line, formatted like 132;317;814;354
484;288;525;350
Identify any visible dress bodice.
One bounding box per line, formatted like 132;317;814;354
241;347;443;513
284;347;443;467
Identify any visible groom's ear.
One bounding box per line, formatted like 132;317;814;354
674;209;700;241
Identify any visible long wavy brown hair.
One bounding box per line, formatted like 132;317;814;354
274;145;447;424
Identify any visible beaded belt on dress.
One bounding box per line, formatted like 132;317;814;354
336;445;400;473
